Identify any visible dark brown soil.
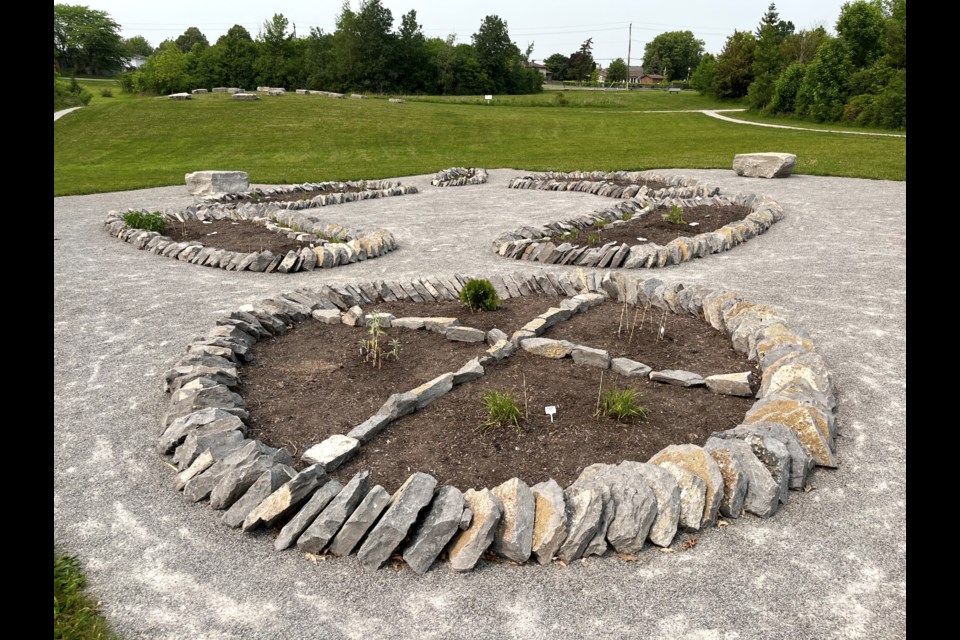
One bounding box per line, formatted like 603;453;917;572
240;296;564;458
167;219;311;254
240;295;758;492
552;204;752;247
232;185;362;205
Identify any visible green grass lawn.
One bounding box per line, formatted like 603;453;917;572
54;92;906;195
54;547;120;640
400;90;734;110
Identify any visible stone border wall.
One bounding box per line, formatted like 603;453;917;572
497;172;782;269
104;207;398;274
431;168;489;187
200;180;417;211
158;269;837;574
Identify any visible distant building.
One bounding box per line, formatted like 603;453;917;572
123;55;148;72
526;61;552;82
640;72;664;85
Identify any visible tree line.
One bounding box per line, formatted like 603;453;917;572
53;2;543;96
689;1;905;129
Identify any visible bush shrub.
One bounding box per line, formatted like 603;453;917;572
100;88;113;98
482;389;521;429
54;74;93;110
123;210;166;233
460;278;500;312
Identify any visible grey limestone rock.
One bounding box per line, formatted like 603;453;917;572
447;488;503;572
296;472;369;554
649;369;706;387
275;479;345;551
302;435;360;471
571;345;611;369
705;437;779;517
649;444;725;528
611;358;652;378
530;479;567;565
556;488;603;563
656;461;707;531
703;439;749;519
732;152;796;178
491;478;535;563
328;485;392;557
222;465;296;528
452;358;484;385
357;473;438;570
705;372;755;397
185;171;249;196
403;486;466;574
614;462;678;548
242;464;328;531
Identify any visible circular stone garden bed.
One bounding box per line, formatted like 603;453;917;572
496;172;783;269
158;270;838;575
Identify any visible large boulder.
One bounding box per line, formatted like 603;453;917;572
732;153;797;178
185;171;249;197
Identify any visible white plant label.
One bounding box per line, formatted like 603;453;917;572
545;405;557;422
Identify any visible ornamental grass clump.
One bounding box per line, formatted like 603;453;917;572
460;278;500;312
480;389;521;431
598;387;648;422
661;204;686;225
123;210;166;233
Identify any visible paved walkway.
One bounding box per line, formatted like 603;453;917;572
53;169;906;640
54;107;83;121
701;109;907;138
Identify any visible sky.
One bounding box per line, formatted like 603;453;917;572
69;0;849;65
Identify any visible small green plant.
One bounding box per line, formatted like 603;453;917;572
598;387;648;422
555;230;577;243
481;389;521;430
661;204;686;225
123;210;166;233
595;219;608;231
100;88;113;98
359;314;401;368
460;278;501;312
587;232;600;246
622;211;634;221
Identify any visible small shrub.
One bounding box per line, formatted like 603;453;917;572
595;219;608;230
123;210;166;233
587;232;600;246
622;212;634;221
661;204;686;225
482;389;521;430
460;278;500;312
598;388;648;422
100;88;113;98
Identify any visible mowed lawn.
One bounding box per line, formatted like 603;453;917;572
53;93;906;195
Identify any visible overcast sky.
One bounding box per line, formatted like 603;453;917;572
71;0;847;63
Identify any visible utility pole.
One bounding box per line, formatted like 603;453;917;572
626;23;632;89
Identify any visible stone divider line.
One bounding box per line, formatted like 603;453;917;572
157;269;838;575
497;172;782;269
431;167;490;187
200;180;417;211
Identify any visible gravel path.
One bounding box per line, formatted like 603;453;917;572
54;168;906;640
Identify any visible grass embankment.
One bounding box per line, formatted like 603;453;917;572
54;547;121;640
54;92;906;195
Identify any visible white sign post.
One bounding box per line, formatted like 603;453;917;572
484;94;493;104
544;405;557;422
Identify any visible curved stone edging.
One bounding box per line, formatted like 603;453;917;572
104;207;398;274
431;168;489;187
498;172;782;269
200;180;418;211
158;270;838;574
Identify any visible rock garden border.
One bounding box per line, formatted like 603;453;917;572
431;168;489;187
496;172;782;269
104;206;398;274
158;269;838;574
198;179;418;211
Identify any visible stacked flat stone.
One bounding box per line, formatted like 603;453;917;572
496;173;782;269
156;269;837;575
431;167;490;187
202;180;418;211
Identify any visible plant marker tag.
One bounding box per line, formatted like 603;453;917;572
545;405;557;422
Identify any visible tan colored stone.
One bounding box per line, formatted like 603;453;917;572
744;398;837;468
649;444;725;528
